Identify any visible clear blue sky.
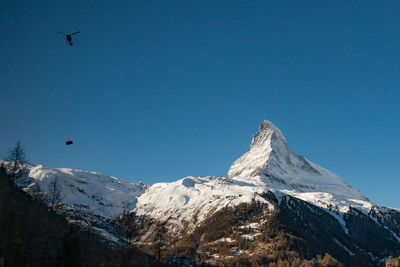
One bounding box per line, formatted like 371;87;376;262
1;1;399;208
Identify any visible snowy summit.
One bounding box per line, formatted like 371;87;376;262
135;120;373;232
227;120;371;213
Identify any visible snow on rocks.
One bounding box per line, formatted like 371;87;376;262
134;176;273;231
12;163;147;218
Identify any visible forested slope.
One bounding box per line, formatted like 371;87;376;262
0;167;165;267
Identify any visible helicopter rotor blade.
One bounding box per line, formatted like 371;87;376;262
70;31;80;36
57;31;67;35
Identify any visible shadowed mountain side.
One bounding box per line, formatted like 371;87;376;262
118;192;400;266
0;167;168;267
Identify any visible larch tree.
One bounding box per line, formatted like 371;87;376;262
5;141;27;182
49;177;62;211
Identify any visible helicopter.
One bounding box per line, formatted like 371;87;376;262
57;31;80;46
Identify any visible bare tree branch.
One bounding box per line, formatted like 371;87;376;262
49;178;62;210
5;141;27;182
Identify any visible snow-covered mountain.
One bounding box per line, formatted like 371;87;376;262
4;120;399;265
134;120;373;231
2;162;147;245
228;120;372;214
135;176;273;233
125;120;399;265
13;163;147;218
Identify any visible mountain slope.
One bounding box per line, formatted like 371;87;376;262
227;120;371;215
1;161;147;245
124;120;400;265
15;163;147;218
0;167;165;267
121;190;400;266
134;121;374;233
4;120;399;265
135;176;274;233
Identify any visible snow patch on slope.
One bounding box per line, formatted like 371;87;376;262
135;176;273;231
13;163;146;218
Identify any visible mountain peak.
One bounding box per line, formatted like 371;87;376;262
227;120;368;208
259;120;279;132
227;120;290;179
251;120;288;150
